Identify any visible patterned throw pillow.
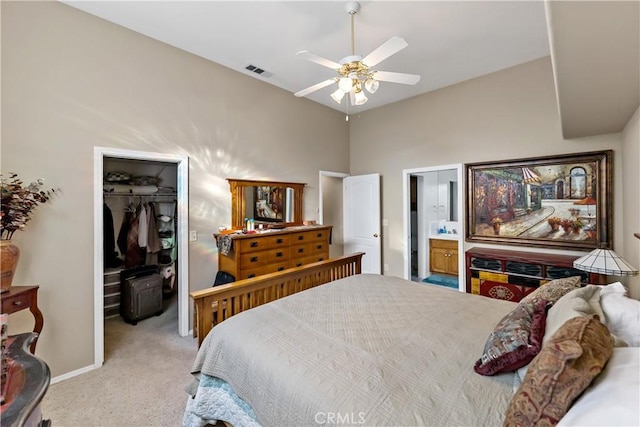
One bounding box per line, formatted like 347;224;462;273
520;276;582;306
474;299;548;376
504;314;613;427
475;276;583;377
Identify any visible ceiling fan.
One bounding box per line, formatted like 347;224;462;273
294;1;421;106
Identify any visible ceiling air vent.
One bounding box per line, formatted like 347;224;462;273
245;65;272;78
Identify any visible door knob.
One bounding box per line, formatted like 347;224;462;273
373;233;379;238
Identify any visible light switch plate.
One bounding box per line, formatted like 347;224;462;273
189;230;197;242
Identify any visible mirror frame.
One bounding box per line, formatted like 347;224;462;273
228;178;305;229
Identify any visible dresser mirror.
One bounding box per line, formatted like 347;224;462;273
228;178;305;229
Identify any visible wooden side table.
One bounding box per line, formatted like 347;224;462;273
1;286;44;354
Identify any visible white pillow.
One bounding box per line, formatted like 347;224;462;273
600;282;640;347
543;285;604;345
558;347;640;426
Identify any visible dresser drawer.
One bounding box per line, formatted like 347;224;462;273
236;234;291;252
290;240;328;258
293;253;329;268
239;247;291;268
292;229;330;243
241;261;291;279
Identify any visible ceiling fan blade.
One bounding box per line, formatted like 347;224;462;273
294;78;337;97
371;71;421;85
296;51;341;70
361;36;408;67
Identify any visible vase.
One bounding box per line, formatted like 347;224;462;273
0;240;20;292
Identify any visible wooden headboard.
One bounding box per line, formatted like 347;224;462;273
190;252;364;346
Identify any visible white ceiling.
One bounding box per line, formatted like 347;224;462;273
61;1;551;114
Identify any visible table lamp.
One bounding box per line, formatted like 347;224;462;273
573;247;639;284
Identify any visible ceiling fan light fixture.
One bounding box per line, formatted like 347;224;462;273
338;77;353;92
353;88;368;106
294;1;420;110
331;88;346;104
364;78;379;94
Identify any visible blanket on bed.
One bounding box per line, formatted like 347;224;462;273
190;274;518;426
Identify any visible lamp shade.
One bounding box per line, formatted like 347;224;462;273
573;248;639;277
338;77;353;92
330;88;346;104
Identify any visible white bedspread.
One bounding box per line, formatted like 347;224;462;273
190;274;518;426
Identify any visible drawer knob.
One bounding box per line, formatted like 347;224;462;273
278;267;285;271
296;263;302;267
298;248;304;253
276;252;283;257
316;245;322;250
298;236;304;240
12;301;22;306
276;238;283;244
248;274;255;278
317;233;322;238
250;242;258;248
250;256;258;262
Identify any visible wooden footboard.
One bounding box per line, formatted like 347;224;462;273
190;252;364;346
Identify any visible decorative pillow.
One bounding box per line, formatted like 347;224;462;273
517;285;607;381
474;299;548;376
519;276;582;307
599;283;640;347
504;315;613;427
557;347;640;426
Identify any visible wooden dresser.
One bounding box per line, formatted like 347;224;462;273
217;225;332;280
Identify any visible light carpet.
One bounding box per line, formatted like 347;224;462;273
41;296;198;426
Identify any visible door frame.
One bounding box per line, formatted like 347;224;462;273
402;164;465;290
93;147;190;369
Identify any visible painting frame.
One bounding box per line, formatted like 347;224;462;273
465;150;613;251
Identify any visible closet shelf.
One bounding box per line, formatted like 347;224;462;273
103;192;177;197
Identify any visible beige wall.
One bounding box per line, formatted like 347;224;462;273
349;57;625;280
1;1;349;377
622;107;640;299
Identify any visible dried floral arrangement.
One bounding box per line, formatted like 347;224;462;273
0;173;57;240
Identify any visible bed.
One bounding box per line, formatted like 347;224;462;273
184;255;640;427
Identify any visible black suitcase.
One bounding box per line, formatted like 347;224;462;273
121;273;163;325
120;265;159;282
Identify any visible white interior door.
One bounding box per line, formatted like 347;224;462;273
343;173;381;274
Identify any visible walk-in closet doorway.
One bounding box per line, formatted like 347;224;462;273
93;147;189;370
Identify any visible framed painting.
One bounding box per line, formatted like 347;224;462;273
465;150;612;250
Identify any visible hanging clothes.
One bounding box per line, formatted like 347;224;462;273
125;206;144;268
146;202;161;253
138;202;148;249
103;203;122;268
117;208;131;256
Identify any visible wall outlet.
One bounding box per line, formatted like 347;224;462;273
189;230;197;242
384;263;389;271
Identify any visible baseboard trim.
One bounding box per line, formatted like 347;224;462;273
50;363;99;385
